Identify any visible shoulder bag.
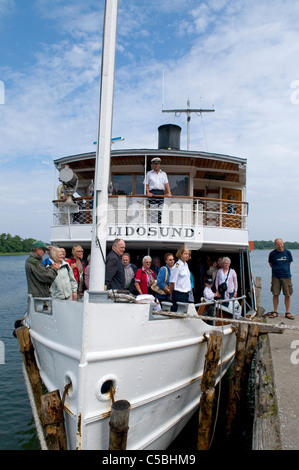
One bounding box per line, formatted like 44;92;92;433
150;267;168;295
218;269;230;294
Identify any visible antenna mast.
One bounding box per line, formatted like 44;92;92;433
162;100;214;150
89;0;118;291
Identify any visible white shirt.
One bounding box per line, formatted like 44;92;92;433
144;169;169;191
170;259;191;293
203;286;215;301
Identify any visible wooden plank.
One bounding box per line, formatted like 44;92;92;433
226;319;261;437
41;390;68;450
197;331;223;450
226;323;249;436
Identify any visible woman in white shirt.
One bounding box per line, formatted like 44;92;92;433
169;246;191;312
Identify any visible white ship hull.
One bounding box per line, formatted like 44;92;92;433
19;0;256;451
26;293;235;450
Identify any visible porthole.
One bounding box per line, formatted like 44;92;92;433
64;371;77;398
101;379;114;395
95;374;118;402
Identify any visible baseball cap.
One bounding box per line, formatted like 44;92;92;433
32;241;49;250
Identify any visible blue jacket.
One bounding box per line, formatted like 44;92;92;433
156;265;171;300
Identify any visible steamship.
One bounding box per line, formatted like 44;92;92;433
23;0;256;450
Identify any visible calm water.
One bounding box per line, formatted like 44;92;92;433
0;255;40;450
0;251;298;450
250;249;299;315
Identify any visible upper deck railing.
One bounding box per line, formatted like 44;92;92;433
53;195;248;230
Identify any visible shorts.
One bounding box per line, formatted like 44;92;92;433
271;277;293;296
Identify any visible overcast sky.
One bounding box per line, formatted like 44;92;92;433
0;0;299;243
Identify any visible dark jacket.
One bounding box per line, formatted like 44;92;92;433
25;252;58;297
126;263;137;294
105;249;125;290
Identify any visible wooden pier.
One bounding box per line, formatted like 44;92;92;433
253;315;299;450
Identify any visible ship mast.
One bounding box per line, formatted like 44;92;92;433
89;0;118;291
162;100;214;150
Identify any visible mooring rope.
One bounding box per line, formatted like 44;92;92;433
21;363;48;450
209;307;225;448
206;302;229;448
153;310;299;332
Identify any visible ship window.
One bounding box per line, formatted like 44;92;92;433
112;173;189;195
112;174;145;195
112;174;132;195
168;174;189;196
136;174;145;194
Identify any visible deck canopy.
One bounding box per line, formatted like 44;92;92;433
54;148;247;193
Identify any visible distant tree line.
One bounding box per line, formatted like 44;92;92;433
0;233;40;253
253;240;299;250
1;233;298;253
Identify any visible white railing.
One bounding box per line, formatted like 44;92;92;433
53;195;248;230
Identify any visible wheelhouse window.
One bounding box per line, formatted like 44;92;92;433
112;174;132;195
168;174;189;196
136;174;145;194
112;174;145;195
112;173;189;196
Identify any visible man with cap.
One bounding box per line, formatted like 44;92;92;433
144;157;172;223
25;241;60;298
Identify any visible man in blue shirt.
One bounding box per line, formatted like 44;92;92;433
268;238;294;319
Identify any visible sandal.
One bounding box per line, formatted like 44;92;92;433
268;311;278;318
285;313;295;320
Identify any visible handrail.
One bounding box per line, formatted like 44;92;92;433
53;195;248;205
193;295;246;309
52;195;248;230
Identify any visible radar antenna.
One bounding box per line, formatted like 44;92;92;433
162;100;214;150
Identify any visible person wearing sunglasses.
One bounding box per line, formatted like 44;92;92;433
66;245;86;297
155;253;175;301
134;256;155;295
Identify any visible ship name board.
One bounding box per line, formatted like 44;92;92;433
107;225;200;240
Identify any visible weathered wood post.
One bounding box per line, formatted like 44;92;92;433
109;400;130;450
255;277;262;309
226;322;248;436
226;319;260;437
16;326;44;418
197;331;224;450
41;390;68;450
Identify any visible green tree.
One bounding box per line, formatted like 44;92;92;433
0;233;44;253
